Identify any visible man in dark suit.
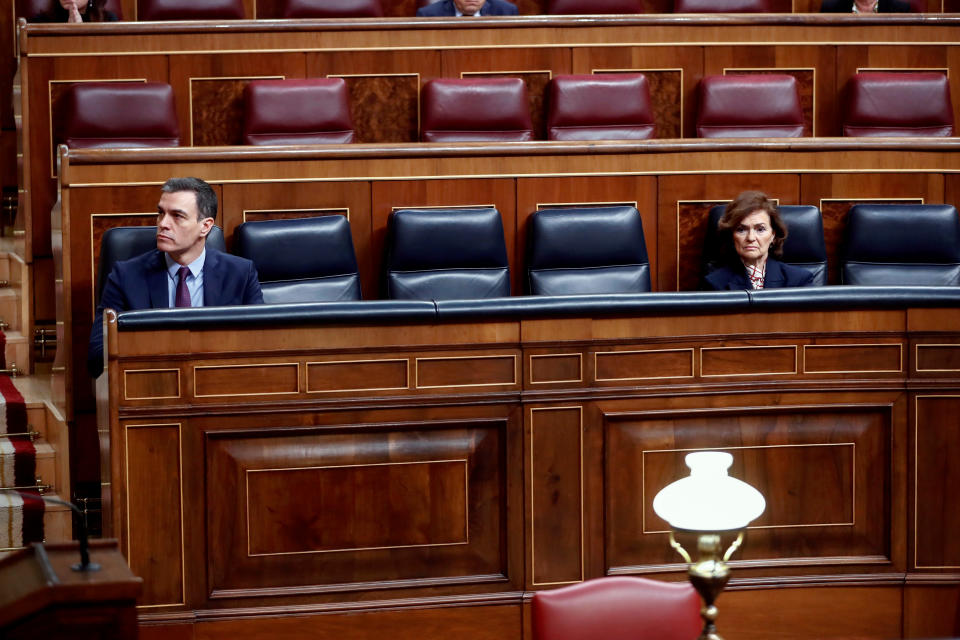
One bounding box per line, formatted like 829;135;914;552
417;0;519;16
87;177;263;377
820;0;911;12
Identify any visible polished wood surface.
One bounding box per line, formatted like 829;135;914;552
98;300;960;638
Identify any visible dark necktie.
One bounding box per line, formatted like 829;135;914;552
175;266;191;308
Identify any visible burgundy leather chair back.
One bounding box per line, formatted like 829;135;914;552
138;0;245;20
282;0;383;17
18;0;122;19
675;0;770;11
843;72;954;137
697;74;805;138
532;577;702;640
61;82;180;149
547;74;655;141
243;78;355;145
548;0;643;13
420;78;534;142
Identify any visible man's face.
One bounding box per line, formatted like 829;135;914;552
156;190;213;264
453;0;487;14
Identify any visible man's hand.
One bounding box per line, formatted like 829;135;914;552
63;0;83;22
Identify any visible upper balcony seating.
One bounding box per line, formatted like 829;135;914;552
696;74;805;138
547;0;643;13
546;74;656;141
842;72;954;137
383;208;510;300
531;576;702;640
138;0;244;20
526;206;652;295
61;82;180;149
841;204;960;285
703;204;828;286
420;78;534;142
674;0;771;10
234;216;362;303
20;0;123;19
280;0;383;17
243;78;356;145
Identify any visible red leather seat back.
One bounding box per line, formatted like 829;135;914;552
548;0;643;13
532;577;702;640
843;72;954;137
138;0;245;20
675;0;770;11
697;74;805;138
243;78;356;145
421;78;534;142
18;0;123;19
62;82;180;149
547;74;655;141
282;0;383;17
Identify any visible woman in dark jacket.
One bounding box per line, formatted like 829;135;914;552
30;0;119;23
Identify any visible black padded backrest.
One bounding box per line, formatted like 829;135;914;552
234;216;361;304
842;204;960;286
384;208;510;300
527;206;651;295
703;204;827;286
95;225;226;306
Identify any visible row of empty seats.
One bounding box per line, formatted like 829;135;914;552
95;203;960;309
60;72;955;150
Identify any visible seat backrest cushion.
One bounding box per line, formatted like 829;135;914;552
697;74;805;138
675;0;770;10
96;225;226;305
843;204;960;285
385;208;510;300
421;78;533;142
138;0;245;20
547;74;655;141
532;577;702;640
243;78;355;145
548;0;643;13
843;72;954;137
527;206;651;294
62;82;180;149
235;216;361;303
282;0;383;17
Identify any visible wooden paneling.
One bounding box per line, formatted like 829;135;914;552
914;395;960;569
904;584;960;639
914;342;960;373
594;348;693;381
416;354;518;389
307;358;409;393
123;368;179;400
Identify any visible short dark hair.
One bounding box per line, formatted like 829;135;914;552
160;177;217;222
717;190;788;260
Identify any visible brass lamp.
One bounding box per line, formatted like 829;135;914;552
652;451;765;640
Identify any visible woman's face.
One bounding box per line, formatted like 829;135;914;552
733;209;775;266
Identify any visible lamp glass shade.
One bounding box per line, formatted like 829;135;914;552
652;451;765;531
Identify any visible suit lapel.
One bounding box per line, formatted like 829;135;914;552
764;259;786;287
147;251;169;308
203;249;222;306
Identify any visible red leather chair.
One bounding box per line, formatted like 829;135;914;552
281;0;383;17
420;78;534;142
547;74;655;141
674;0;770;11
843;72;954;137
138;0;245;20
548;0;643;13
243;78;355;145
61;82;180;149
532;576;702;640
696;74;805;138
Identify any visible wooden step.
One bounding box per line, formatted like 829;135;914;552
0;492;73;558
0;288;19;333
10;379;71;502
3;330;28;376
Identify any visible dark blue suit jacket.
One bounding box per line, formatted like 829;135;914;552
88;248;263;377
417;0;519;16
703;258;814;291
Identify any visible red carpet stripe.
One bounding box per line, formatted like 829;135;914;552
18;490;44;545
0;375;27;435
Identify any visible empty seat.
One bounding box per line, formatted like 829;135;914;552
546;74;655;141
843;72;954;137
234;216;361;303
532;576;701;640
841;204;960;285
61;82;180;149
527;206;651;295
243;78;355;146
420;78;533;142
696;74;805;138
95;225;226;306
675;0;770;10
548;0;643;13
384;208;510;300
703;204;828;285
138;0;244;20
281;0;383;17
